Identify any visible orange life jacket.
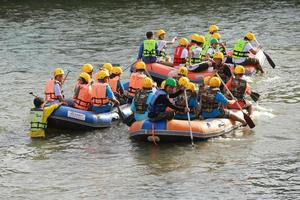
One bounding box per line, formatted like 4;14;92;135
128;72;146;97
73;84;92;110
45;79;61;101
108;76;119;93
91;83;110;107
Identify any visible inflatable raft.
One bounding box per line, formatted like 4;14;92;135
48;104;132;130
128;110;244;143
135;50;265;84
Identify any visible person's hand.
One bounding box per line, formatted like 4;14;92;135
114;99;120;106
61;101;68;106
184;107;190;113
228;100;236;105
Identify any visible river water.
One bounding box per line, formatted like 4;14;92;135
0;0;299;199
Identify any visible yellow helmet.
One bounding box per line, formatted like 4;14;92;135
161;80;166;89
178;77;190;88
53;68;64;77
212;33;221;40
195;35;205;43
143;77;153;89
208;24;219;33
177;66;188;76
102;63;113;72
96;70;109;80
204;76;211;85
112;67;123;75
213;52;224;60
179;37;189;46
209;77;221;87
79;72;91;82
191;33;200;41
82;63;93;73
156;29;166;37
234;65;246;75
187;82;196;92
245;32;256;41
135;61;146;70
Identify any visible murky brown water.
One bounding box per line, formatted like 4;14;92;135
0;0;299;199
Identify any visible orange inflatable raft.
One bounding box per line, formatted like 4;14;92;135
128;110;245;143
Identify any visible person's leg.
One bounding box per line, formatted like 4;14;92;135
241;58;264;73
220;109;247;126
244;100;253;116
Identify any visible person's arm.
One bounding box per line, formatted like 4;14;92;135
163;96;185;112
224;65;233;78
245;83;252;95
106;85;120;105
169;89;184;98
215;92;231;106
117;80;124;95
54;83;66;103
155;43;159;56
247;43;258;55
166;37;177;45
137;43;143;60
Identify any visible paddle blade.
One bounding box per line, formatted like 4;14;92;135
263;51;276;68
243;112;255;129
250;91;260;102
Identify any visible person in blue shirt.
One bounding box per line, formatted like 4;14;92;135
137;31;159;64
200;77;246;126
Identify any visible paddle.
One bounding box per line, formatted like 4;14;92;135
62;70;71;85
116;105;126;123
184;89;194;146
255;40;276;68
123;61;137;72
250;91;260;102
29;92;39;98
216;73;255;128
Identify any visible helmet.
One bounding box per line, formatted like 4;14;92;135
96;70;109;80
165;78;177;87
161;80;166;89
209;77;221;87
135;61;146;70
178;77;190;88
112;67;123;75
156;29;166;37
234;65;246;75
212;33;221;40
54;68;64;77
82;63;93;73
102;63;113;72
191;33;200;41
195;35;205;43
79;72;91;82
187;82;196;92
179;37;189;46
143;77;153;89
210;38;219;44
213;52;224;60
177;66;188;76
204;76;211;85
245;32;256;41
208;24;219;33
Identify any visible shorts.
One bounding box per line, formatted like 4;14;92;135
239;58;260;66
219;109;231;118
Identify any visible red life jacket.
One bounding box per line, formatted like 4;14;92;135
73;84;92;110
173;46;187;67
91;83;110;107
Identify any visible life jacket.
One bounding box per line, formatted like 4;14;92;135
143;39;156;57
233;39;249;58
108;76;120;93
219;46;226;55
134;89;152;114
189;45;201;64
73;84;92;110
147;89;168;114
128;72;146;97
201;87;220;112
173;46;187;66
30;108;47;131
229;77;247;100
201;33;212;58
45;79;61;101
175;93;186;108
156;40;167;58
213;63;230;83
91;82;110;107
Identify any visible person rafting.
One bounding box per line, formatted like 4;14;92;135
91;70;120;113
128;61;148;102
148;78;189;121
175;66;188;81
188;34;205;66
173;37;189;68
156;29;177;63
201;24;219;58
44;67;67;105
211;52;232;91
109;66;126;104
82;63;94;79
29;97;64;138
73;72;92;111
201;38;219;61
200;77;247;126
232;32;264;73
225;65;253;116
129;77;155;123
137;31;159;64
101;63;113;75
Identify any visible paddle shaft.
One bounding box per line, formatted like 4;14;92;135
254;40;276;68
184;89;194;146
123;61;137;72
61;70;71;86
